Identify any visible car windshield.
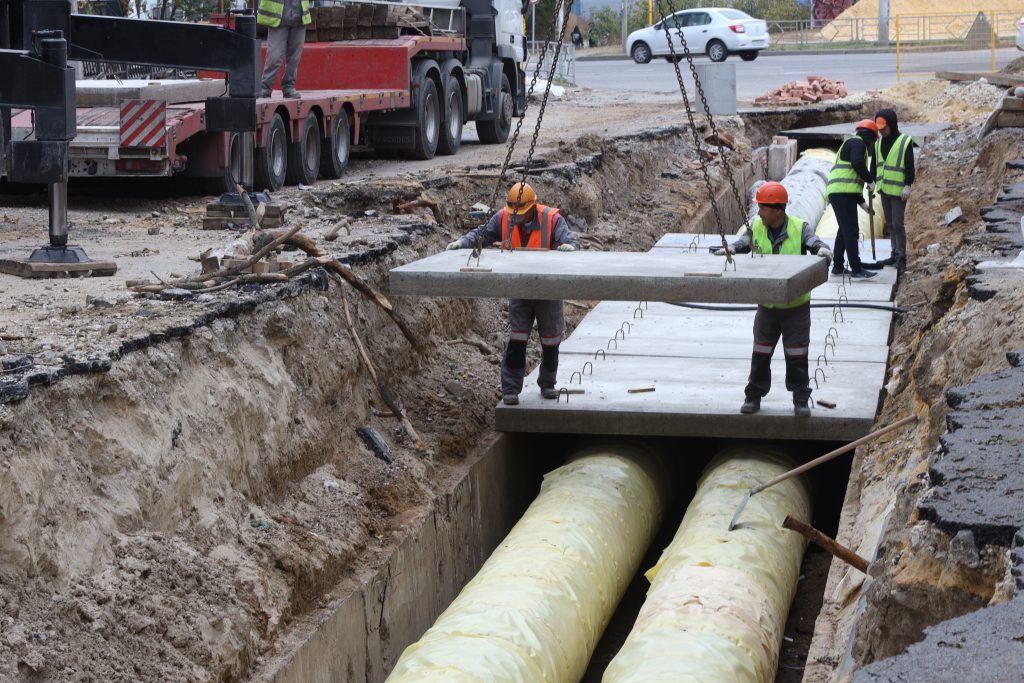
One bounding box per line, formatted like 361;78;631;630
719;9;752;20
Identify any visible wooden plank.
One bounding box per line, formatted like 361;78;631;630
935;71;1024;88
0;258;117;278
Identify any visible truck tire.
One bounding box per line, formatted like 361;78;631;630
286;112;321;185
436;75;463;156
255;113;288;192
408;77;440;160
320;110;350;179
202;132;242;195
476;72;512;144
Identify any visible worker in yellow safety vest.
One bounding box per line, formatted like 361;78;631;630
715;181;833;417
864;108;915;272
446;182;580;405
825;119;878;280
257;0;311;98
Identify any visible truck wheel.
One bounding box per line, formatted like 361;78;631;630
254;113;288;192
475;72;512;144
436;76;463;156
286;112;321;185
202;132;242;195
408;77;440;160
320;110;350;179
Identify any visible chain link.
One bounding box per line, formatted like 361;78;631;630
655;0;758;267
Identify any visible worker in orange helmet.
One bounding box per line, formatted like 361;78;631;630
715;181;832;417
825;118;879;279
446;182;580;405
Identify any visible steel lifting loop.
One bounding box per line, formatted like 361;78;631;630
837;284;847;298
570;371;583;385
620;321;632;335
582;361;594;375
824;340;836;354
594;349;606;360
823;343;835;360
825;332;836;346
814;367;827;388
607;338;618;350
839;294;850;306
828;326;840;340
817;353;829;367
614;328;626;342
832;307;845;323
557;387;571;404
633;307;644;319
640;301;649;310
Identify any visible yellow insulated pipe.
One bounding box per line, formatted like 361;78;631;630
386;449;668;683
604;444;812;683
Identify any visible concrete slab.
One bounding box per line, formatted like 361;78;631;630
496;354;885;440
780;122;949;146
389;250;828;304
75;79;227;106
559;302;893;364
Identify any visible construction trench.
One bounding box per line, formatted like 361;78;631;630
1;70;1024;682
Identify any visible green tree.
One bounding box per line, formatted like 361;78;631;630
585;6;619;46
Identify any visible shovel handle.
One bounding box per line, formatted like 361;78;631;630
751;414;917;495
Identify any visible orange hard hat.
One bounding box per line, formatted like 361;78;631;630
855;118;879;134
506;182;537;215
754;181;788;205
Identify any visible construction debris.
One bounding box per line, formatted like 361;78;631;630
754;76;848;106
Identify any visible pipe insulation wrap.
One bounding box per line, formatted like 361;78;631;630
746;151;833;233
796;148;883;240
603;445;812;683
385;450;668;683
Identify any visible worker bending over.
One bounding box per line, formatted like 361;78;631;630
446;182;580;405
716;182;832;417
826;119;878;279
866;108;915;271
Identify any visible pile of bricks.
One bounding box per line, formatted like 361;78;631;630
753;76;849;106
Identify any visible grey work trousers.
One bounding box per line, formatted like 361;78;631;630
501;298;565;395
261;25;306;95
745;303;811;403
880;193;907;262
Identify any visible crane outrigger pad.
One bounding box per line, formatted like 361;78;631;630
389;251;827;305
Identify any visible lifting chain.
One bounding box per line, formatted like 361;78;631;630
472;0;571;259
654;0;755;268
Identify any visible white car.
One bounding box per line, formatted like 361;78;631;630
626;8;770;64
1017;16;1024;50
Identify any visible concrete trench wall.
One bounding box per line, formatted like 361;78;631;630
258;435;539;683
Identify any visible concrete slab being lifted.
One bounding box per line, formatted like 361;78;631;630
389;250;828;305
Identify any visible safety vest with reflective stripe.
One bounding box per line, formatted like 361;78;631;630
500;204;559;249
875;133;913;197
826;137;868;199
257;0;311;27
752;215;812;309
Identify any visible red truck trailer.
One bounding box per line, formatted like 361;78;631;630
11;0;527;192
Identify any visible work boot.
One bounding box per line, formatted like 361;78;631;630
540;386;559;399
896;257;907;272
794;399;811;417
283;88;301;99
850;270;877;279
740;396;760;414
502;393;519;406
862;257;892;270
831;267;852;276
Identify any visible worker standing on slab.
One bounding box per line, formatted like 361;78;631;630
866;108;915;272
715;182;832;417
826;119;878;280
446;183;580;405
257;0;310;98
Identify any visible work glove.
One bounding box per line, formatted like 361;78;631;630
901;186;912;201
713;246;733;256
556;243;576;252
817;247;833;266
446;240;463;250
866;182;876;194
858;201;874;216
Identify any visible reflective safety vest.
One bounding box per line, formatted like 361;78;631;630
875;133;913;197
826;137;868;199
752;214;812;309
257;0;311;28
500;203;560;249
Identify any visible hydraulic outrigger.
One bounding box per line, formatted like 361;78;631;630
0;0;260;277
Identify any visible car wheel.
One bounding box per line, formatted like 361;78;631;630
739;50;758;61
631;41;652;64
707;39;727;62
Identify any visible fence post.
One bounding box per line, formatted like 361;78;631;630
991;17;996;73
895;15;901;81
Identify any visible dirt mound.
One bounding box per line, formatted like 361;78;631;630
878;78;1003;123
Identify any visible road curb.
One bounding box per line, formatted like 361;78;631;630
576;45;1009;61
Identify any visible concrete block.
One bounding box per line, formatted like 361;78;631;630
767;138;798;181
693;63;736;116
75;79;227;106
389;251;828;305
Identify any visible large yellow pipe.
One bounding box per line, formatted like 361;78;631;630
603;444;812;683
386;449;668;683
